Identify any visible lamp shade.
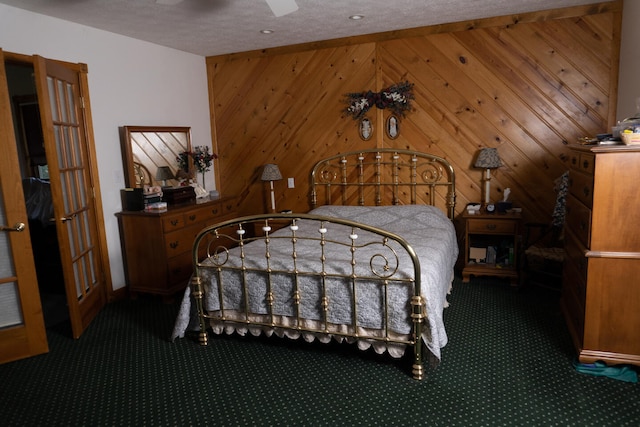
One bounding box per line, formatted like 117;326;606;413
261;163;283;181
474;148;502;169
155;166;174;181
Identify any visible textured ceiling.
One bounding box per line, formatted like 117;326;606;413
0;0;606;57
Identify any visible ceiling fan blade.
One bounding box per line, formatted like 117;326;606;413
265;0;298;17
155;0;184;5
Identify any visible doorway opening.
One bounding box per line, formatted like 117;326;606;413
5;60;69;329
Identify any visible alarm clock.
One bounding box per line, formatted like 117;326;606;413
486;203;496;213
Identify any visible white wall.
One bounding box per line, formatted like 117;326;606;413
617;0;640;121
0;4;213;291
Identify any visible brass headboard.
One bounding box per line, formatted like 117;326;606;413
310;148;456;219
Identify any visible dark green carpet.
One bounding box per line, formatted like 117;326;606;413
1;277;638;426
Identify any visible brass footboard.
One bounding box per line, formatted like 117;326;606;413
190;213;429;380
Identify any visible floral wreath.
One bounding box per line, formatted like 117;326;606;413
344;81;414;120
177;146;217;174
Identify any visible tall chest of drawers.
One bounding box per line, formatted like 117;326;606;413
116;197;237;298
562;145;640;367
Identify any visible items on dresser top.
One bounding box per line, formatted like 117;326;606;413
162;186;196;205
561;145;640;368
116;196;237;298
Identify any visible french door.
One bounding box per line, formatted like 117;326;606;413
0;49;48;363
33;55;108;339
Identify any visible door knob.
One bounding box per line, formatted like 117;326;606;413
60;214;77;223
0;222;26;232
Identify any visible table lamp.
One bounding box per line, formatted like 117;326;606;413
474;148;502;206
155;166;174;187
261;163;282;213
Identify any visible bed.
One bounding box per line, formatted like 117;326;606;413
172;148;457;380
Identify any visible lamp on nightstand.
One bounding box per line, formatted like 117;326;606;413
474;147;502;206
261;163;283;213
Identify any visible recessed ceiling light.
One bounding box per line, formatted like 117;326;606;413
349;15;364;20
260;29;274;34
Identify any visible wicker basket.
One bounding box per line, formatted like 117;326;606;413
621;132;640;145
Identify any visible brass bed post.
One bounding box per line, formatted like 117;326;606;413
392;153;400;205
348;225;359;337
341;157;348;206
357;154;365;206
191;274;208;346
406;242;425;380
262;219;276;326
374;152;382;206
411;294;426;380
191;230;209;346
410;156;418;205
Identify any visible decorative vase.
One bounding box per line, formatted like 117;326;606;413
200;172;206;190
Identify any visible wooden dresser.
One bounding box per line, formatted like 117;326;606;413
562;144;640;367
116;196;237;298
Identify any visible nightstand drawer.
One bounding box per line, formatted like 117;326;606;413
467;218;518;234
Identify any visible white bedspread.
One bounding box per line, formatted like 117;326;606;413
172;205;458;361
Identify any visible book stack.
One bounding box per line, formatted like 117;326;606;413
144;190;162;208
144;201;167;213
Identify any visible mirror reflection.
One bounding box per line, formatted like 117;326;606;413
120;126;191;188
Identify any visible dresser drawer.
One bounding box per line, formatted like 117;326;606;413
186;205;219;225
561;258;585;344
564;232;588;286
467;218;518;234
167;251;193;285
162;212;186;232
165;223;203;257
569;151;595;175
568;171;594;208
565;194;591;248
221;199;237;216
578;152;595;175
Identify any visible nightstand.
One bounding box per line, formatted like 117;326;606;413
461;211;522;286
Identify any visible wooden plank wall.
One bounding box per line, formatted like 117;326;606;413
207;1;621;226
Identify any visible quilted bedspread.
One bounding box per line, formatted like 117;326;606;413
172;204;458;361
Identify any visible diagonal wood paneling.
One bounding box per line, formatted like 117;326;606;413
210;43;377;214
207;2;620;227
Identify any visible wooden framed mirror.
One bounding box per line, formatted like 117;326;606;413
120;126;191;188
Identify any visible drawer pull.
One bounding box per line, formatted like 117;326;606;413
171;219;179;226
582;160;590;169
188;215;196;221
212;209;219;215
582;187;590;198
170;241;179;249
485;224;496;230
